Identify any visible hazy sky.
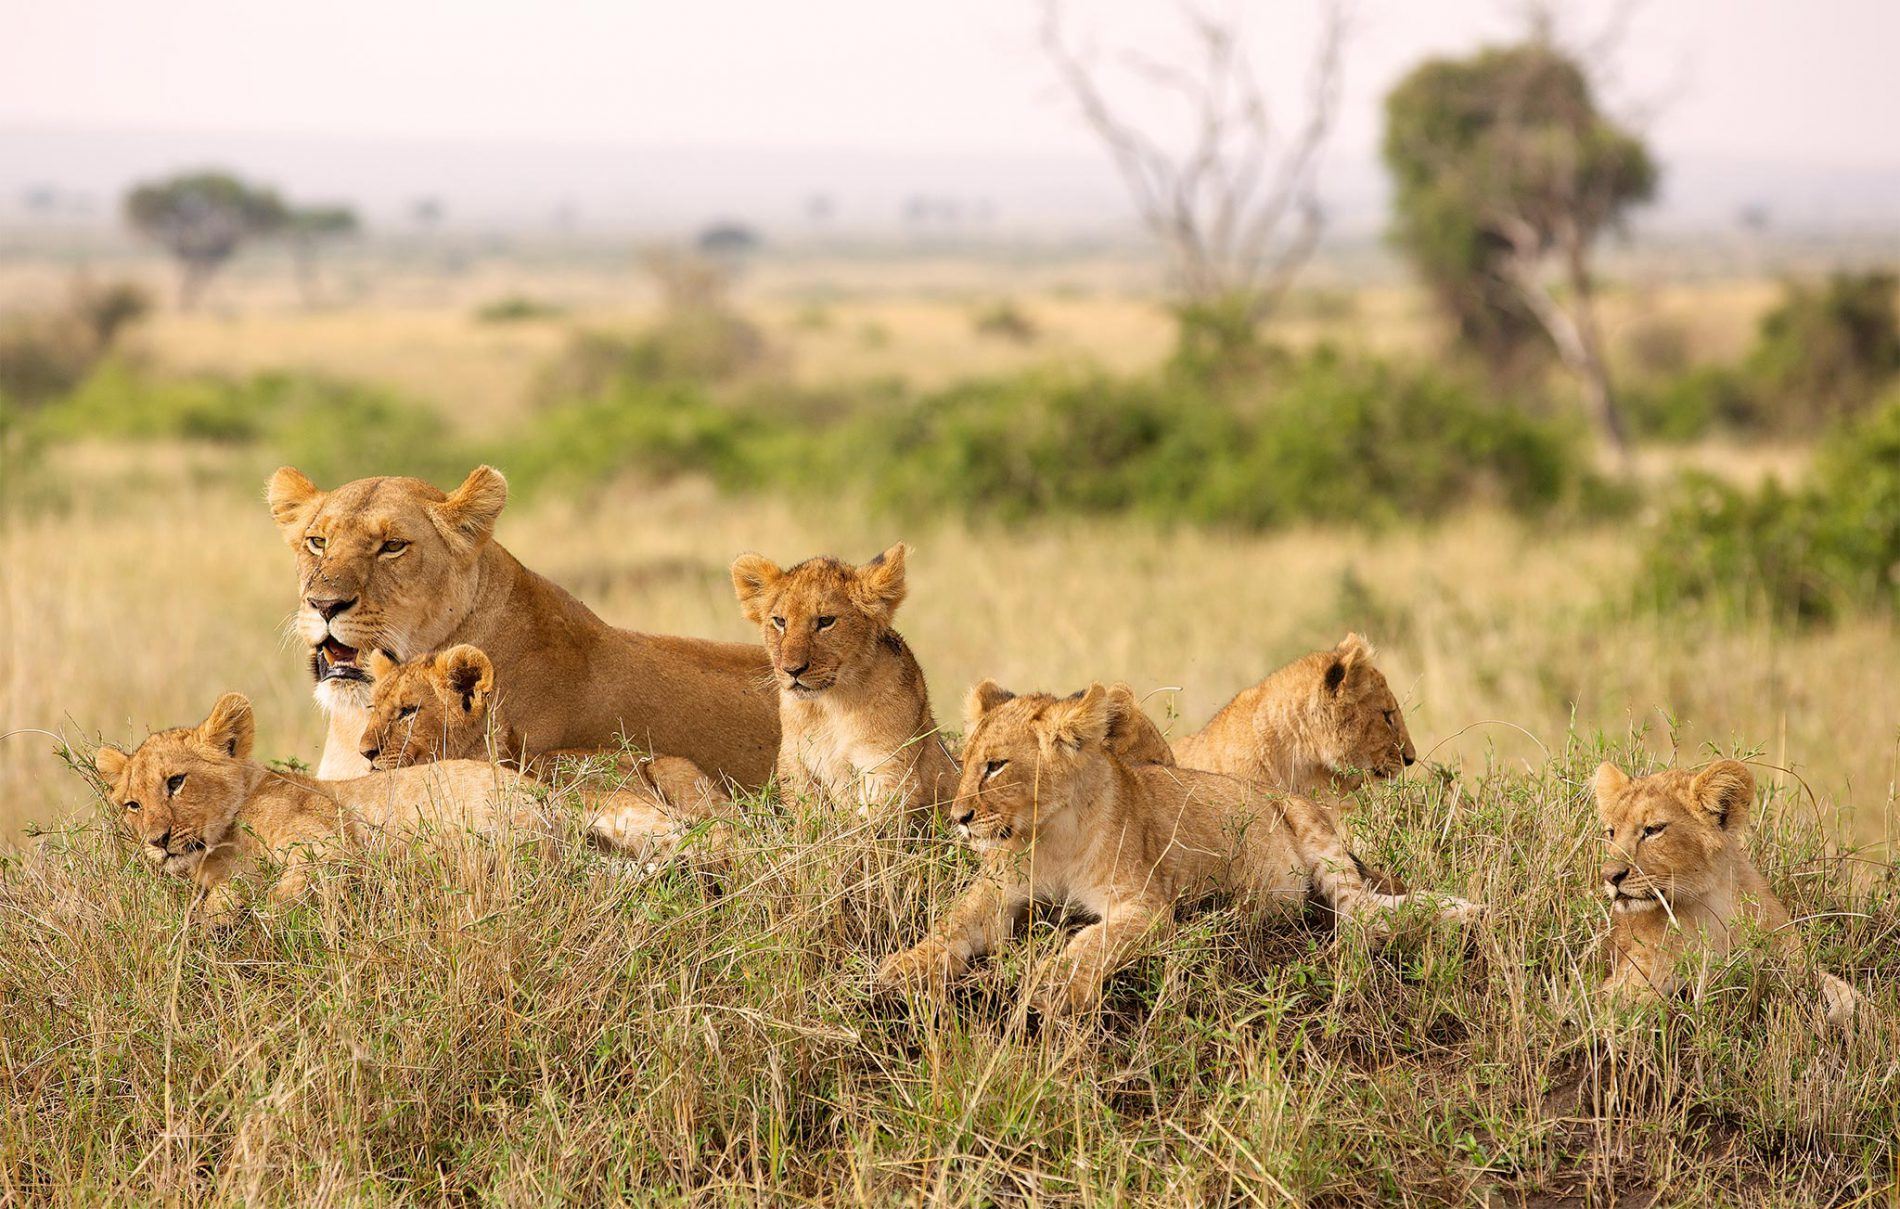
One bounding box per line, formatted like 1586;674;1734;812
4;0;1896;168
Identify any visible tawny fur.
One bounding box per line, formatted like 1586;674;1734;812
358;644;734;864
1593;760;1860;1026
266;465;778;787
730;544;956;825
1174;633;1417;796
876;681;1481;1016
95;694;560;926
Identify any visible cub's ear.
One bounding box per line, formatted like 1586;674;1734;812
851;543;910;624
965;678;1015;730
93;745;129;782
1044;683;1111;754
266;466;324;541
435;645;495;713
1324;632;1375;694
1102;683;1174;766
197;692;255;760
430;466;508;553
1692;759;1755;833
729;554;784;624
365;649;400;682
1591;761;1631;806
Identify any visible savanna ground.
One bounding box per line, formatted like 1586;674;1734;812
1;248;1896;1204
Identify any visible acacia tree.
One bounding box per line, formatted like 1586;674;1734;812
123;171;288;309
1042;0;1345;367
285;205;361;306
1384;36;1656;454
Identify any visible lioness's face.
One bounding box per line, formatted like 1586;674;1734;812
1317;636;1416;787
731;545;908;699
266;467;508;702
952;682;1130;853
360;646;496;768
1594;761;1753;914
95;694;255;880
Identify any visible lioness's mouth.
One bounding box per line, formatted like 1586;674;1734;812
312;638;370;683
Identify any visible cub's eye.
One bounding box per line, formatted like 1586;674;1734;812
124;801;141;813
1641;822;1667;838
379;539;409;556
983;759;1008;780
165;773;186;795
770;616;787;632
398;704;419;720
305;535;327;555
815;616;836;631
1603;827;1614;838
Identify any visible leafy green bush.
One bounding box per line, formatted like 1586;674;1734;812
474;294;566;323
512;350;1591;530
534;314;769;405
1641;388;1900;622
28;363;466;485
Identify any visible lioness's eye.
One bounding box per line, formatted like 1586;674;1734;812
124;801;141;813
984;759;1008;779
398;704;419;720
1642;822;1667;838
815;616;836;631
305;535;326;554
380;539;409;556
166;773;186;795
770;616;787;631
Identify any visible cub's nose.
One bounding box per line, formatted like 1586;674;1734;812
308;595;356;621
360;745;381;764
952;807;975;827
1604;866;1630;888
150;829;172;851
1402;751;1416;767
782;661;810;679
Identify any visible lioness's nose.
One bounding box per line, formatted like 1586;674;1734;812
309;595;356;621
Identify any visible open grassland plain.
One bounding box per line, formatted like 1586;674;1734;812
2;462;1898;1201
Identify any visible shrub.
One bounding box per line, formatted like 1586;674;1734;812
475;294;566;323
971;300;1038;344
534;315;769;403
1740;270;1899;432
0;278;152;408
1641;388;1900;622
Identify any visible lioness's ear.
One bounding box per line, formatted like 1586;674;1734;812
93;745;129;782
965;678;1015;729
431;466;509;552
729;554;784;624
197;693;255;760
366;649;400;682
266;466;324;541
1692;759;1755;833
851;543;909;624
1045;683;1111;754
435;645;494;714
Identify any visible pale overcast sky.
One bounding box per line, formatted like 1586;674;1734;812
2;0;1895;230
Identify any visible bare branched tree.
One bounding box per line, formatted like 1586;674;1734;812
1042;0;1346;348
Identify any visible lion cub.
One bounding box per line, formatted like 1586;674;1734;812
1594;760;1860;1025
359;644;732;862
1175;634;1416;795
94;693;558;925
730;544;956;824
876;681;1482;1015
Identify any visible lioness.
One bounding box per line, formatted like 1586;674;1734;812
876;681;1482;1015
359;643;733;857
1175;633;1416;795
266;465;777;787
730;544;956;824
1594;760;1860;1025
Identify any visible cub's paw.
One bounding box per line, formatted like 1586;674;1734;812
874;944;953;995
1819;973;1863;1030
1030;970;1102;1019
